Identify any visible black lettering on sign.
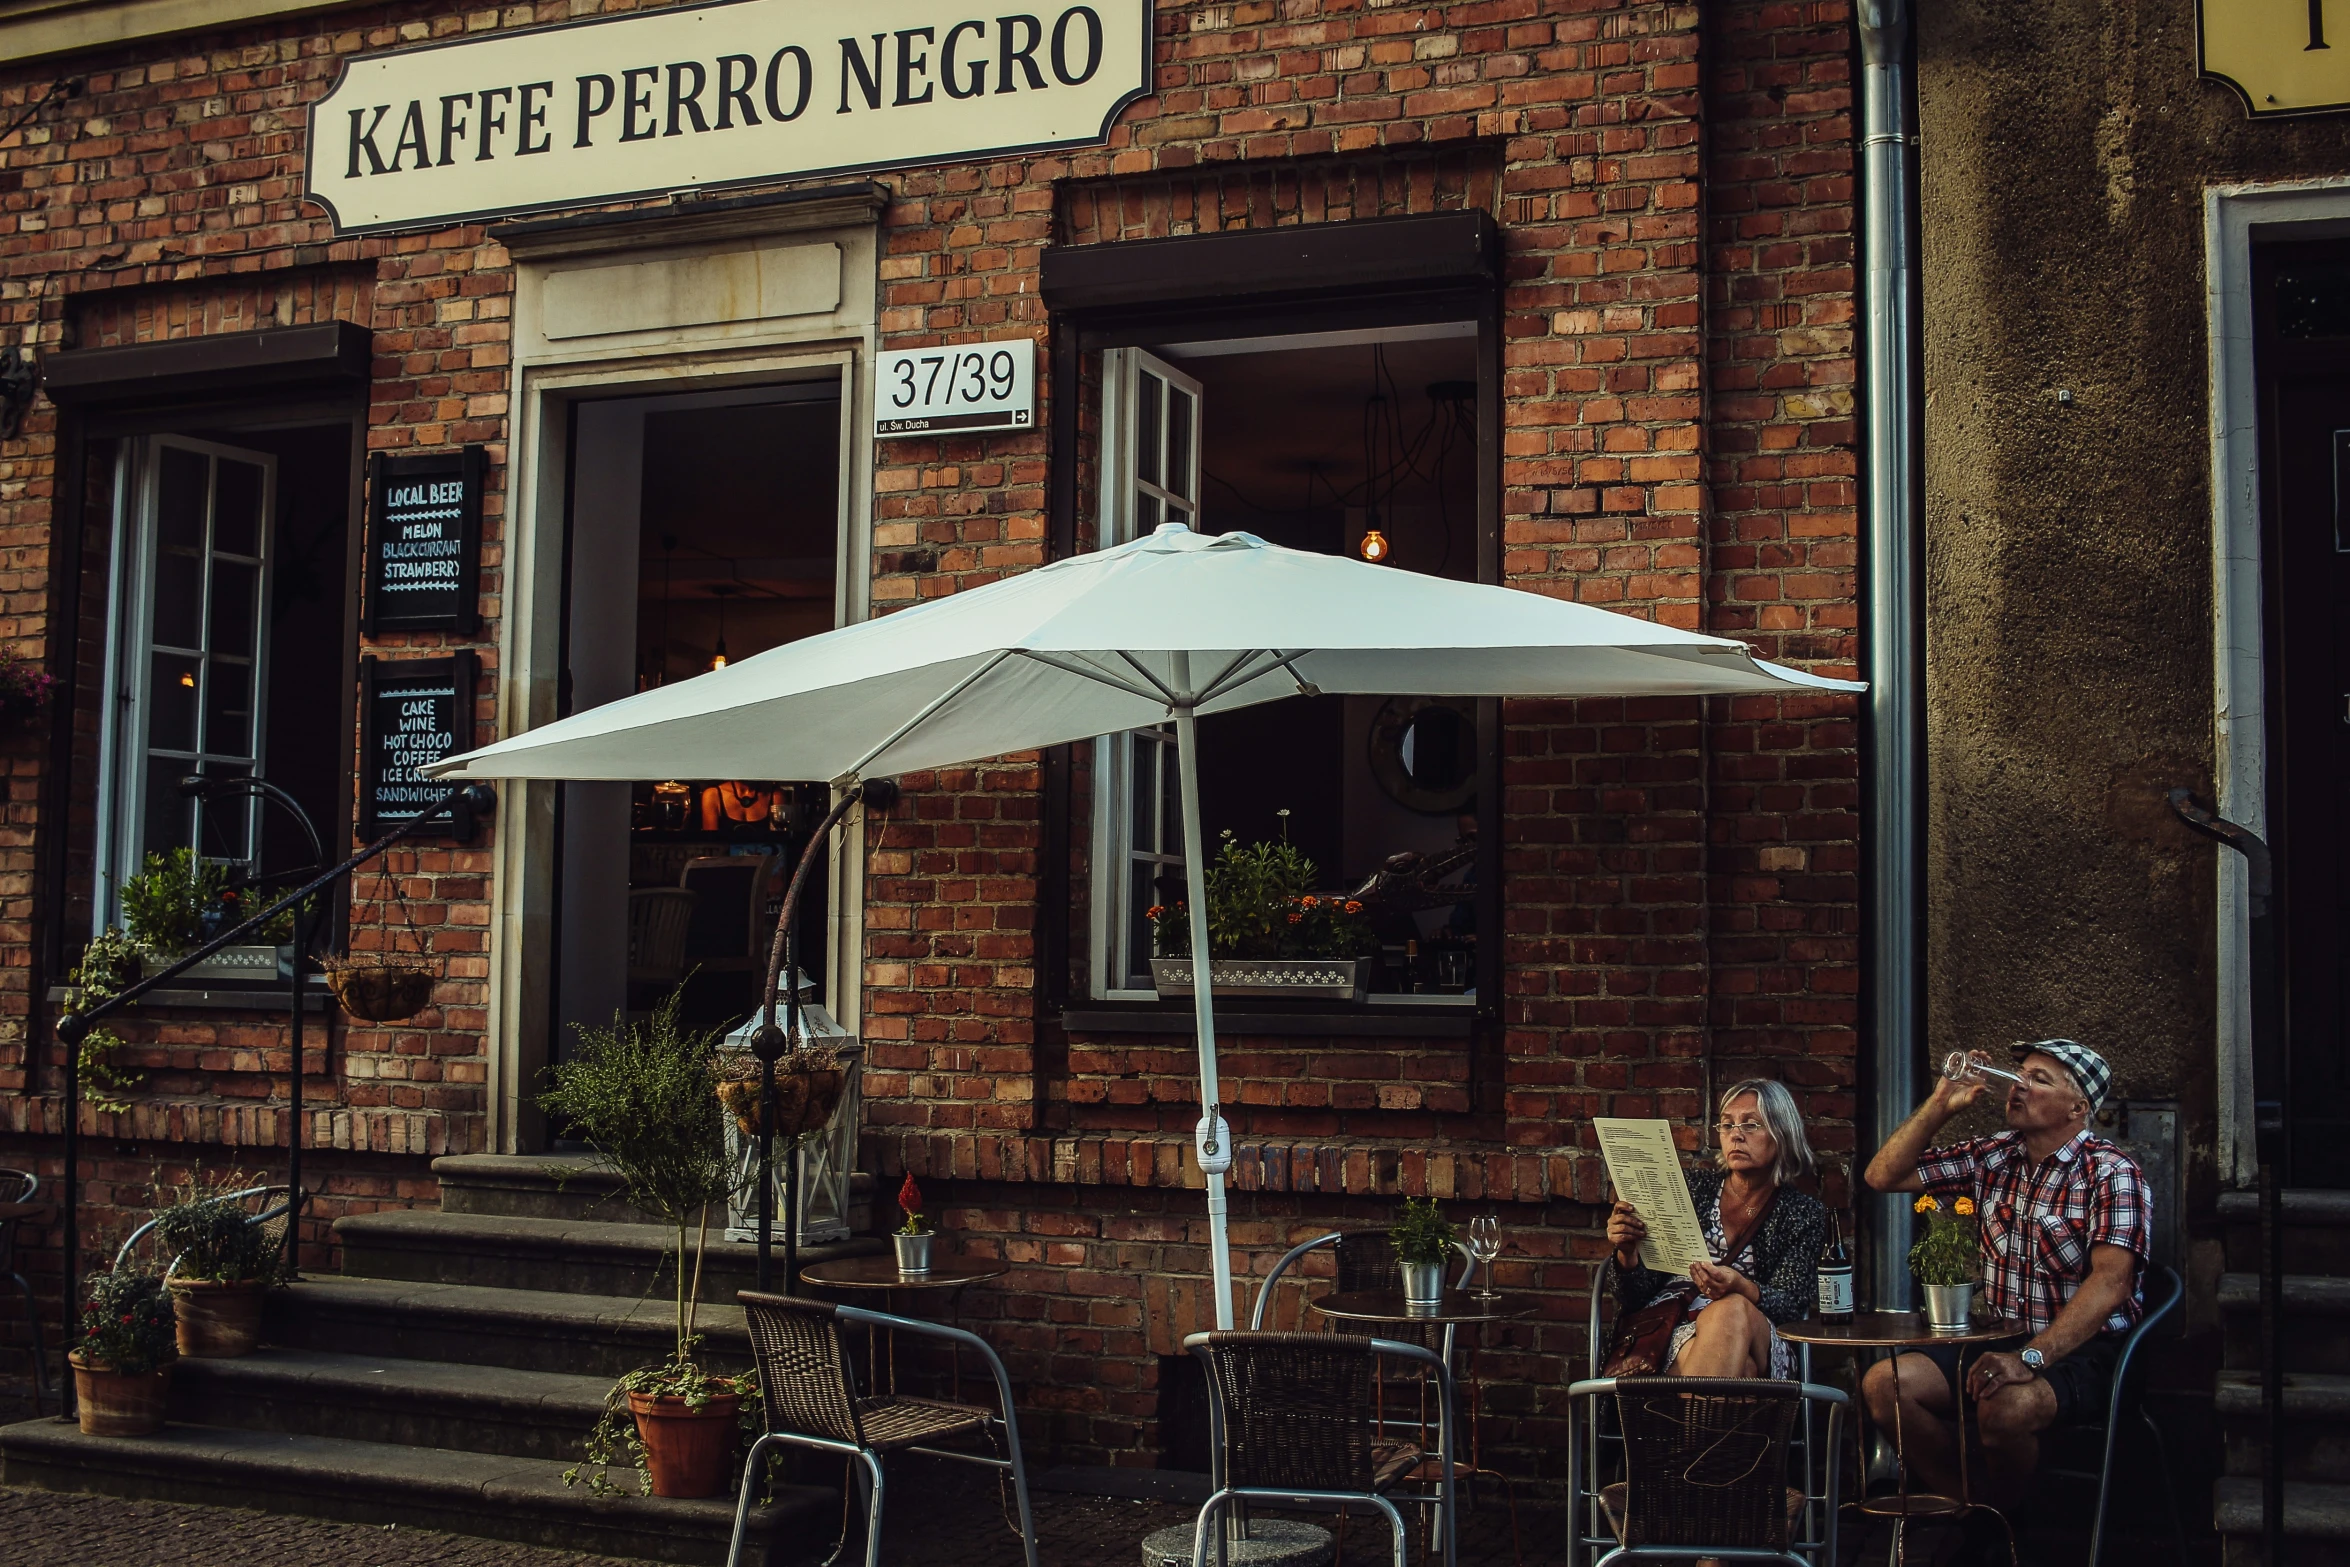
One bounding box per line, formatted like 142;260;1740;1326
360;653;478;840
364;446;485;634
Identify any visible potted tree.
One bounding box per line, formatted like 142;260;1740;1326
1148;828;1377;1002
156;1174;282;1357
1390;1197;1457;1307
543;991;757;1499
70;1268;177;1436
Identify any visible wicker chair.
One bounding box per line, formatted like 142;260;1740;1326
1565;1376;1845;1567
1184;1330;1458;1567
0;1167;53;1401
728;1291;1037;1567
626;886;698;988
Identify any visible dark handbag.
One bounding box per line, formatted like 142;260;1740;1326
1600;1185;1781;1378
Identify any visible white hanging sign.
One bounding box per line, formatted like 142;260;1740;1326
875;338;1035;436
305;0;1148;235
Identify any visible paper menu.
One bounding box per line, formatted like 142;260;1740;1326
1593;1118;1709;1276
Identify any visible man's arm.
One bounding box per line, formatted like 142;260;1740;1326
1864;1071;1989;1193
1973;1243;2139;1398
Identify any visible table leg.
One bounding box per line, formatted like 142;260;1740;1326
1889;1349;1908;1565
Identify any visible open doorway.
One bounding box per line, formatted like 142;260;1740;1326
555;379;846;1055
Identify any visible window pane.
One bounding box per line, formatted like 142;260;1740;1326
212;459;265;558
144;769;193;858
151;547;203;650
156;447;207;554
1129;735;1157;853
1136;491;1161;532
1136;373;1163;487
208;558;258;659
2279;264;2350;339
204;657;253;756
1161;746;1184;858
1166;389;1193;501
195;764;253;863
148;653;200;752
1128;870;1155;982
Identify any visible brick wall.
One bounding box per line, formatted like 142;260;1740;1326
0;0;1858;1472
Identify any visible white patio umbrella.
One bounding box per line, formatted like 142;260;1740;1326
430;521;1861;1326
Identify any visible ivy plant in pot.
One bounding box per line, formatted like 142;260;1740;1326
156;1173;283;1358
1148;826;1378;1003
1390;1197;1457;1307
71;1268;177;1436
894;1174;933;1276
542;992;758;1500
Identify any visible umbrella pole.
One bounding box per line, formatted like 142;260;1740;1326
1171;662;1235;1333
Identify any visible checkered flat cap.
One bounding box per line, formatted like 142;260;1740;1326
2011;1038;2111;1111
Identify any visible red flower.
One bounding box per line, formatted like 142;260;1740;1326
898;1173;923;1217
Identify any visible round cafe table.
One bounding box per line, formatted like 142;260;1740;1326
799;1253;1007;1396
1310;1290;1541;1565
1780;1311;2027;1563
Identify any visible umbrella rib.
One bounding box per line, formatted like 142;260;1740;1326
1011;649;1165;703
1196;649;1310;705
837;647;1017;781
1113;651;1185;707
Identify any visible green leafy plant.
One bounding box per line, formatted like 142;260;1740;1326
1906;1193;1980;1286
897;1172;930;1236
154;1171;281;1285
1149;826;1376;961
540;989;754;1497
119;849;229;958
1389;1196;1457;1265
64;927;145;1114
78;1268;176;1373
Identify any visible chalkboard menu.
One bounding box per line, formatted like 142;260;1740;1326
363;446;484;633
359;653;479;840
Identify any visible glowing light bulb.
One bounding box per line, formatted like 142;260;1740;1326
179;671;196;687
1359;529;1390;564
708;639;729;671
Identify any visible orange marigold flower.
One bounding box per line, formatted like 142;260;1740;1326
1344;901;1362;914
1301;896;1319;907
1286;912;1304;924
1146;906;1164;919
1954;1197;1976;1216
1913;1194;1938;1214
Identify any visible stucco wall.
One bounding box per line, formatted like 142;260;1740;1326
1919;1;2350;1211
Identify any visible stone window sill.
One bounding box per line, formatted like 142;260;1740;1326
1059;1004;1473;1039
45;981;333;1013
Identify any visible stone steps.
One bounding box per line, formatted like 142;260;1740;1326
2221;1190;2350;1275
2217;1192;2350;1562
0;1416;827;1565
171;1346;613;1461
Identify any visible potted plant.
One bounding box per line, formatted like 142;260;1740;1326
0;653;57;729
1391;1197;1456;1307
121;848;284;984
894;1173;933;1275
1910;1193;1980;1330
1148;826;1377;1002
542;991;757;1500
156;1173;281;1357
70;1268;176;1436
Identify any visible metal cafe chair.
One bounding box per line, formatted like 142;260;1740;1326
2038;1261;2190;1567
1250;1229;1474;1330
727;1290;1037;1567
112;1183;297;1278
0;1167;54;1402
1579;1260;1828;1567
1184;1329;1458;1567
1567;1375;1846;1567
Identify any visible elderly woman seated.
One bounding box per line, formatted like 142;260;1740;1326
1606;1079;1828;1379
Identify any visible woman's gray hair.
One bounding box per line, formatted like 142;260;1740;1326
1713;1078;1816;1187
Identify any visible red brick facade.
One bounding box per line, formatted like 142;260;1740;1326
0;0;1857;1477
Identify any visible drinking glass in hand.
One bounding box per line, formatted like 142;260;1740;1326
1467;1213;1503;1300
1941;1050;2026;1090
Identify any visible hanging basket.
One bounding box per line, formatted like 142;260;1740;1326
717;1052;844;1139
320;953;438;1023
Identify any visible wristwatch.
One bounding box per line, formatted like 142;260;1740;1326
2019;1347;2047;1374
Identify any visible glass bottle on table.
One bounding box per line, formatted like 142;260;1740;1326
1816;1210;1854;1324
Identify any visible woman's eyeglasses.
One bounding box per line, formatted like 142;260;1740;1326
1715;1119;1769;1139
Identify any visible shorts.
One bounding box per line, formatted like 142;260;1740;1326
1915;1332;2122;1427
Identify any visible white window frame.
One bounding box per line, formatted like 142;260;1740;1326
93;434;277;932
1089;348;1202;998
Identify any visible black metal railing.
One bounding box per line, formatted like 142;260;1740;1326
50;781;494;1414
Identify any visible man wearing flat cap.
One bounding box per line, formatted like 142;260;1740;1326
1862;1039;2150;1510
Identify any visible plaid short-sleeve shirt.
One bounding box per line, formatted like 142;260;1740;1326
1913;1129;2150;1337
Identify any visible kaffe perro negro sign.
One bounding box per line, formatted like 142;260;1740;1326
365;447;484;634
304;0;1149;233
361;654;479;839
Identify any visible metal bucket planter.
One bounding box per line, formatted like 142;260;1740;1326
627;1389;742;1498
69;1353;171;1436
169;1278;269;1358
894;1232;934;1276
1149;957;1369;1003
1400;1260;1446;1307
1922;1281;1975;1332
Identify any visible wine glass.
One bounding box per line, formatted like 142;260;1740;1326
1467;1213;1503;1300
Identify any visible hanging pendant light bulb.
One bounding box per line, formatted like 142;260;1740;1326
1359;528;1390;564
709;582;733;670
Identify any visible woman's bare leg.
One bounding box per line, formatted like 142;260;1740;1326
1669;1296;1769;1378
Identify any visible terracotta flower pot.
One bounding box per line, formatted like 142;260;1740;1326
169;1278;269;1358
627;1389;743;1498
69;1352;171;1436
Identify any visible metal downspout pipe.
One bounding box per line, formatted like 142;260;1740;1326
1859;0;1924;1310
